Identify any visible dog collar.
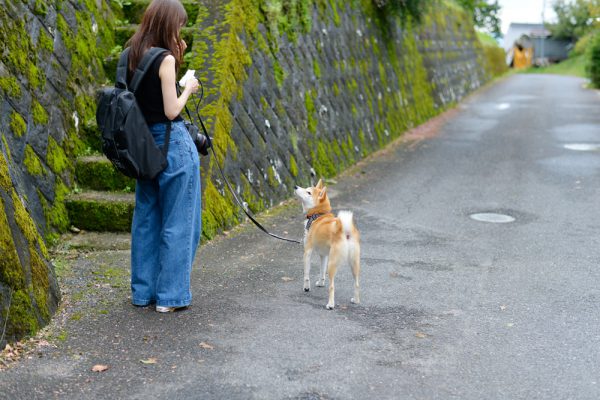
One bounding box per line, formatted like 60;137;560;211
305;213;323;231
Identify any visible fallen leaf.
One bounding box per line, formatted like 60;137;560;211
281;277;294;282
199;342;214;350
92;364;109;372
140;358;158;364
415;332;427;339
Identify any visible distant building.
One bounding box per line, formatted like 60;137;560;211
504;23;572;67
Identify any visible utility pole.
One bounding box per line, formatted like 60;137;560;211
540;0;546;65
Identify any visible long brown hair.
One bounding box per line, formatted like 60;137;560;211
126;0;188;73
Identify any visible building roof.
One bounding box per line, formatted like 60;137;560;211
504;23;551;51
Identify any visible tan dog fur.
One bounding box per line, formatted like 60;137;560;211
294;179;361;309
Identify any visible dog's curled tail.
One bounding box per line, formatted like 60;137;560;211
338;211;354;240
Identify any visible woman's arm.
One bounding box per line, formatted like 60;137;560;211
159;54;199;120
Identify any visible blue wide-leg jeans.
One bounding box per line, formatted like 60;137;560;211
130;120;202;308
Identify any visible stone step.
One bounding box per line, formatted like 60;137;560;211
75;155;135;192
121;0;201;25
66;190;135;232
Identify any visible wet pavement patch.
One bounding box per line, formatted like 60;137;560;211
563;143;600;152
469;212;515;223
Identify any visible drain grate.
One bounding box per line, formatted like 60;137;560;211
470;213;515;223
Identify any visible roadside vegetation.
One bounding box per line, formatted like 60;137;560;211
523;0;599;85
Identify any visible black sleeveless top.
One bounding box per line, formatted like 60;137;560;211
128;52;182;125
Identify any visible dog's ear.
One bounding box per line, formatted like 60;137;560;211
316;179;324;189
318;186;327;199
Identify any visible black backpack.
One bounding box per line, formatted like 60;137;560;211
96;47;171;180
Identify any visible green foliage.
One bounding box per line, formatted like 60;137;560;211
573;31;595;55
550;0;597;41
477;32;507;77
370;0;432;38
586;31;600;87
455;0;501;38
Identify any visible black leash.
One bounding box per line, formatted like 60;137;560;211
185;80;302;245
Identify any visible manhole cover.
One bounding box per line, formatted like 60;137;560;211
470;213;515;223
563;143;600;151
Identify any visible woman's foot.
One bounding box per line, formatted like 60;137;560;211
155;305;188;313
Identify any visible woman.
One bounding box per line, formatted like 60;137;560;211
127;0;201;313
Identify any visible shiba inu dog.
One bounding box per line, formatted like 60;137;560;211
294;179;361;310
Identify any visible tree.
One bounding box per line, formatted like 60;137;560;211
456;0;502;39
587;31;600;87
550;0;598;41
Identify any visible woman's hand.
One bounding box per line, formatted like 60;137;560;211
185;77;199;94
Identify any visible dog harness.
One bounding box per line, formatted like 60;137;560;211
305;213;325;231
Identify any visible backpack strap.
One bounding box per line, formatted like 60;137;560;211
115;47;168;92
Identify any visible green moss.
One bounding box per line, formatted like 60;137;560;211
33;0;48;16
37;29;54;53
10;112;26;138
332;82;340;96
26;63;45;90
240;174;264;214
11;190;48;258
273;59;285;87
289;154;299;177
0;197;24;289
39;180;71;241
65;193;134;232
0;151;12;191
314;140;337;178
313;59;321;79
267;165;278;187
30;247;50;321
0;77;21;98
46;136;69;174
202;180;238;240
75;157;135;191
32;100;49;125
23;145;46;176
3;289;40;338
305;91;317;134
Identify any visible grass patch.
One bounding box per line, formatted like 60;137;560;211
522;55;587;78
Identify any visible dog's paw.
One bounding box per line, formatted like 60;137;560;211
326;303;335;310
303;280;310;292
351;297;360;304
315;279;325;287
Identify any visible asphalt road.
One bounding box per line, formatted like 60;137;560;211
2;74;600;399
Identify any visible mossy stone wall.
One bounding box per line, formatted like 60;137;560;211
0;0;113;345
0;0;493;343
186;0;491;239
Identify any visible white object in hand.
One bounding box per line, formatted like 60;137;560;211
179;70;196;87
